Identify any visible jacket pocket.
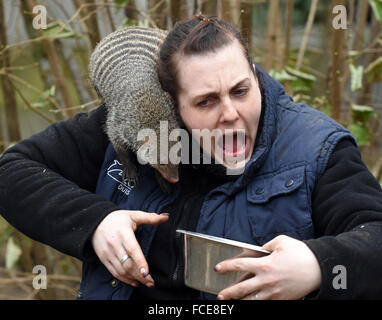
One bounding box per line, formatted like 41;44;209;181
80;262;120;300
246;165;314;245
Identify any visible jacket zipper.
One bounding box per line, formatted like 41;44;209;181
171;192;195;284
172;231;181;281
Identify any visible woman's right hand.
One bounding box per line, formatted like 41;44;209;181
91;210;169;288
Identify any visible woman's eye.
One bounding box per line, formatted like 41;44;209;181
234;88;248;96
197;99;213;107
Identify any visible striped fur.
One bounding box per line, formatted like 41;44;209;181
89;27;180;190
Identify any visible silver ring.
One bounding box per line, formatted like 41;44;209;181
119;254;130;264
253;291;260;300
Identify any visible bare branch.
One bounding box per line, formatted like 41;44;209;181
295;0;319;70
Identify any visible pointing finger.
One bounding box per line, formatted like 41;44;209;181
217;276;261;300
130;211;169;227
214;257;267;274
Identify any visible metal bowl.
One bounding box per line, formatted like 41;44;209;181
177;229;271;295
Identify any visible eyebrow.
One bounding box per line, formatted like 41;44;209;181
192;78;251;102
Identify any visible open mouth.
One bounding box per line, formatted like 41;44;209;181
218;130;248;158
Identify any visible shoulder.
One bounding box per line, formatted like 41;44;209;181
270;96;354;148
318;138;379;188
276;97;345;135
265;97;356;177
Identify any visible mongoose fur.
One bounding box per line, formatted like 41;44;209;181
89;27;180;194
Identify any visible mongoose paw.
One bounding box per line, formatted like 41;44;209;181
122;167;139;188
117;148;140;188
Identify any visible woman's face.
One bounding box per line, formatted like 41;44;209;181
175;40;262;171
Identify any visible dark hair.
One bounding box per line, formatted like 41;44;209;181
158;14;255;106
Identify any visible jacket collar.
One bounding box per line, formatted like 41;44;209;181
244;65;285;175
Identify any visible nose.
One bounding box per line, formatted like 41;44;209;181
220;98;239;123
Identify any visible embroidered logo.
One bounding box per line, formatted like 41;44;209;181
107;160;135;196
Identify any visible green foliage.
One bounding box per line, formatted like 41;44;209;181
349;122;372;146
349;105;376;146
364;56;382;83
269;67;316;103
31;85;56;109
345;43;378;147
285;67;316;82
0;216;13;248
120;17;149;28
352;104;374;122
349;64;363;91
114;0;129;13
269;69;298;82
370;0;382;22
5;237;21;270
286;67;316;95
41;22;81;40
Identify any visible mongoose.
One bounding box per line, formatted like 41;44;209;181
89;27;180;194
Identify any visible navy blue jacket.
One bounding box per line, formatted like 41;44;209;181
78;67;355;299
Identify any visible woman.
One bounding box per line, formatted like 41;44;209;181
1;15;382;300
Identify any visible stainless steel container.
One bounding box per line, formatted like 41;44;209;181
177;229;271;295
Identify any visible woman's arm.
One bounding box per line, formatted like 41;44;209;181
0;104;120;261
215;138;382;300
305;138;382;299
0;105;173;288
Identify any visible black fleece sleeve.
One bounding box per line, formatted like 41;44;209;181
0;104;120;262
304;138;382;299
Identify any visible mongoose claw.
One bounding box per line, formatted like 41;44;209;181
122;166;139;188
117;148;140;187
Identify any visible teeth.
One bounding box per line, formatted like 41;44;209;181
216;130;246;155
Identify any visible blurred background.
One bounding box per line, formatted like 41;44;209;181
0;0;381;299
